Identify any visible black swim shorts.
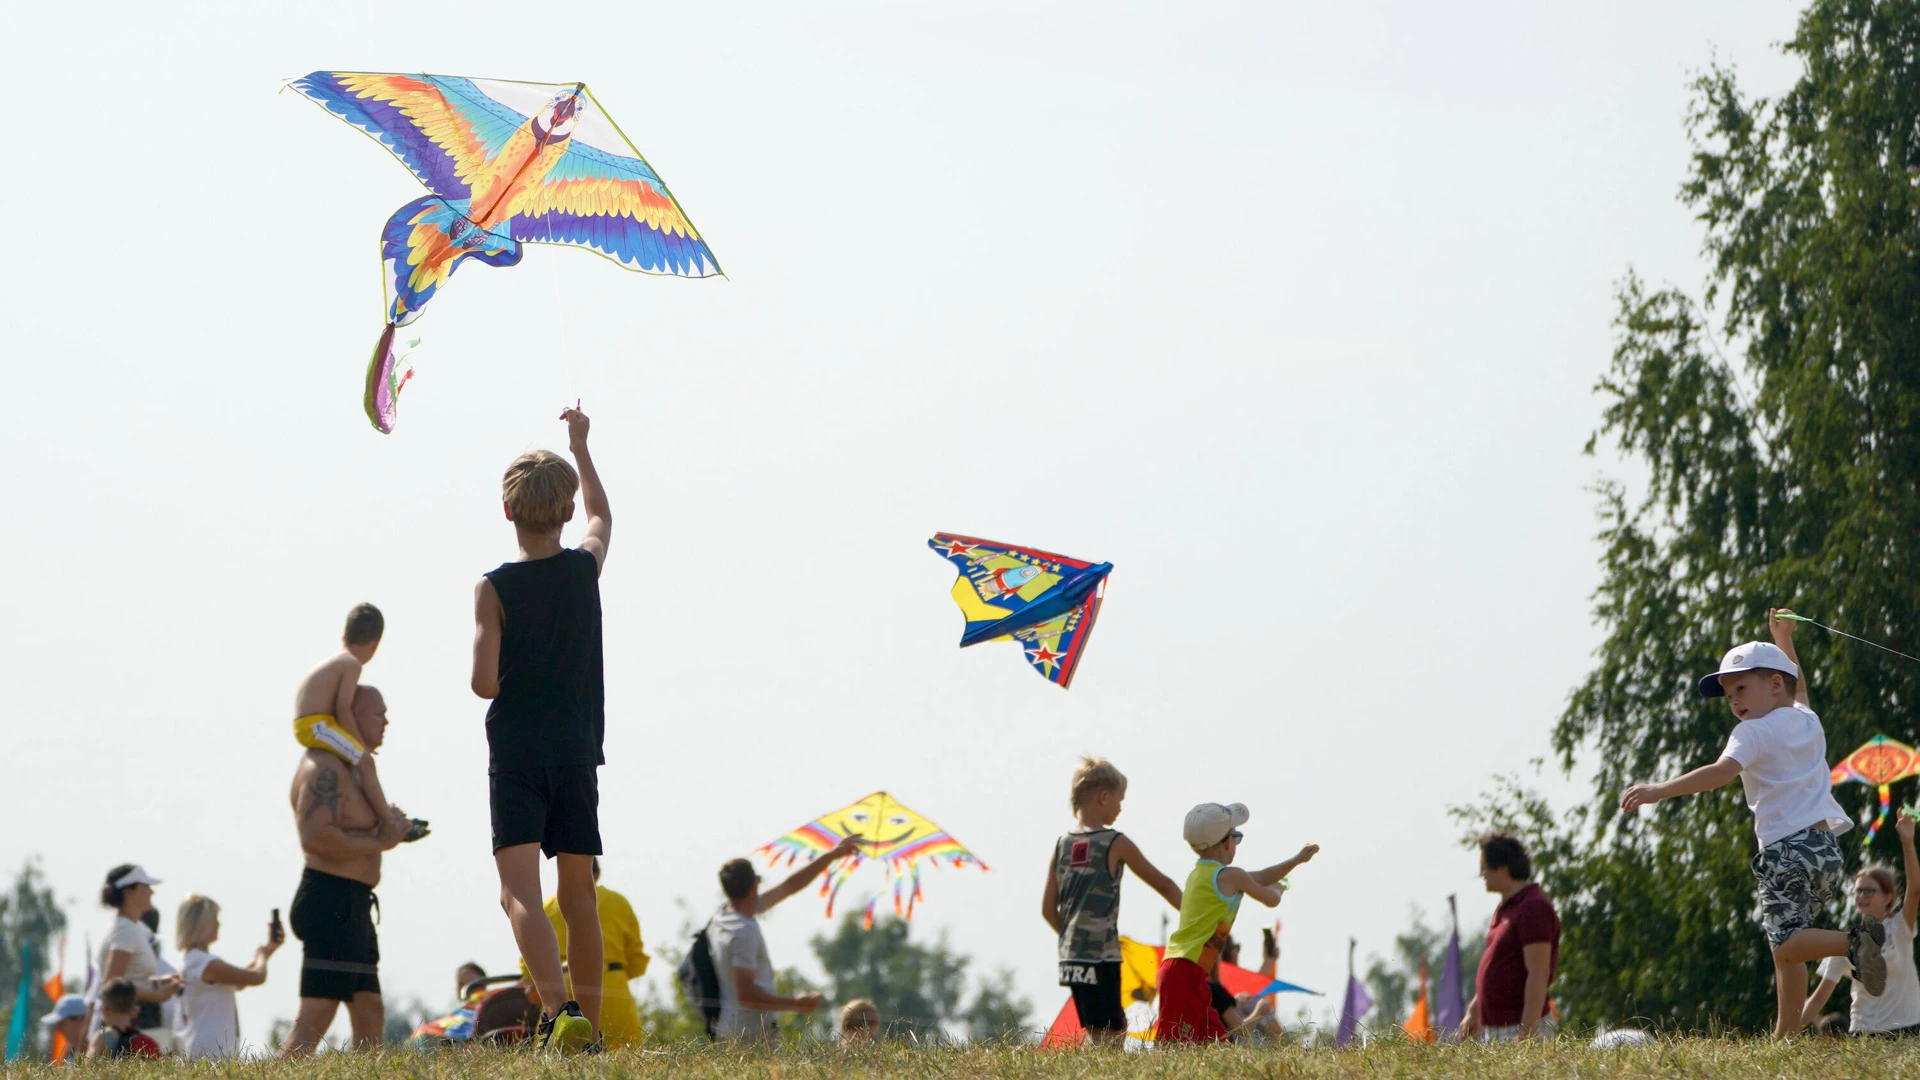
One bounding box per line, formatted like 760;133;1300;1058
289;867;380;1001
489;765;602;857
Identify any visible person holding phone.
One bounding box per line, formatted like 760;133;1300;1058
174;894;283;1058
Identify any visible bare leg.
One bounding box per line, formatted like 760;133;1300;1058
1772;957;1808;1039
280;998;341;1057
345;992;385;1049
497;843;567;1018
1773;927;1848;963
1084;1027;1125;1048
556;854;604;1033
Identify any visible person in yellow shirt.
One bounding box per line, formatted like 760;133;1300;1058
520;859;649;1048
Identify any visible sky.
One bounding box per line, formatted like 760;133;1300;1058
0;0;1806;1048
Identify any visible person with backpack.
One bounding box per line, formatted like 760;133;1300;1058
695;836;862;1040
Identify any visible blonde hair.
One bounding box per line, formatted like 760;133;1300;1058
1070;756;1128;812
502;451;579;530
839;997;880;1038
175;895;220;952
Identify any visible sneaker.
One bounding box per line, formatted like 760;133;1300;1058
1851;916;1889;996
403;818;431;843
535;1000;593;1054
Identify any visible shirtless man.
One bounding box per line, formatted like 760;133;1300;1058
292;603;426;841
281;685;408;1056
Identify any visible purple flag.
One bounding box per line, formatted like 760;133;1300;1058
1336;938;1372;1046
1434;893;1465;1037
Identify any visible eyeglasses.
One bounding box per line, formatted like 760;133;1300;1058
1229;831;1244;844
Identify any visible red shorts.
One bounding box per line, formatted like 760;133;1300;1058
1153;957;1226;1044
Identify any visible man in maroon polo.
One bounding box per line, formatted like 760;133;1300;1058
1461;831;1559;1040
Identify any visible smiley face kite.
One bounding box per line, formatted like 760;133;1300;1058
758;792;986;926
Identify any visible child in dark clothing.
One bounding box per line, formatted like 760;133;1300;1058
471;407;611;1054
89;979;162;1059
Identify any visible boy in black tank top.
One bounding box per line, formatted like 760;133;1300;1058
470;407;611;1054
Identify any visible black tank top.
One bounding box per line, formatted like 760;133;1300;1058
482;548;605;773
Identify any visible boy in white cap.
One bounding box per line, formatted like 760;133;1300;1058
1621;608;1878;1039
1152;801;1317;1044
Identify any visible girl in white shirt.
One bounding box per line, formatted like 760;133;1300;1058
1804;810;1920;1035
175;895;282;1059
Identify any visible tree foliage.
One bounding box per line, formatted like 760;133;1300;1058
1479;0;1920;1033
809;913;1031;1042
1363;907;1485;1027
0;860;68;1058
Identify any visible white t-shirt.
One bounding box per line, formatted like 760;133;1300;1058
708;905;776;1040
1721;702;1852;847
179;950;241;1059
1819;915;1920;1032
91;917;163;1040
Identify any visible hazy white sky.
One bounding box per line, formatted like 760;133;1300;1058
2;0;1804;1046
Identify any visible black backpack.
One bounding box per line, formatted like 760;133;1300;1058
676;926;722;1038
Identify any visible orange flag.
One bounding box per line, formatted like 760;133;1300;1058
1403;958;1434;1042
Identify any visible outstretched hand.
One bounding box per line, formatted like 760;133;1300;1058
560;405;590;451
1899;808;1917;841
827;834;865;861
1769;607;1798;643
1293;843;1320;864
1620;783;1662;814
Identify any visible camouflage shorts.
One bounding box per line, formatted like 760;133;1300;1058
1750;826;1846;949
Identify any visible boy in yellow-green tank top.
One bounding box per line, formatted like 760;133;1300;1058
1153;802;1318;1044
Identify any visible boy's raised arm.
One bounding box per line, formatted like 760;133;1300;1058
563;408;611;573
1248;844;1320;888
1216;866;1283;908
1621;757;1742;813
1770;608;1811;707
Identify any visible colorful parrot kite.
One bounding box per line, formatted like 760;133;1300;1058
1832;735;1920;843
757;792;986;927
285;72;722;432
927;533;1112;688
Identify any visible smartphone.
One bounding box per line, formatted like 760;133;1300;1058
270;908;285;945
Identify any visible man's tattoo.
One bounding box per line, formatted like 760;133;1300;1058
303;767;342;825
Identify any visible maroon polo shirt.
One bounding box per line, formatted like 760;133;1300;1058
1475;882;1560;1026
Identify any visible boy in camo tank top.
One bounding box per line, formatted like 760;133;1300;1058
1041;757;1185;1045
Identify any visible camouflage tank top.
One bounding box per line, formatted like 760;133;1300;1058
1054;828;1125;962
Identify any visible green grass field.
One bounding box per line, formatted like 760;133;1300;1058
18;1039;1920;1079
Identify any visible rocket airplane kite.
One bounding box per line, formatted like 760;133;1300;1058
927;533;1112;688
286;72;721;432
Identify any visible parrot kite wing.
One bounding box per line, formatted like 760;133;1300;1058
928;533;1111;688
756;791;985;927
1830;735;1920;843
285;72;720;432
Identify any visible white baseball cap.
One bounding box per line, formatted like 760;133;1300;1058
1183;802;1250;851
41;994;87;1023
112;865;162;889
1699;642;1800;698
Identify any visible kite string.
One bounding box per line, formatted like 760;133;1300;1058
1782;614;1920;666
545;247;579;408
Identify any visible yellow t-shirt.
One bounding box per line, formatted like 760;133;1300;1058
519;885;650;1047
1165;860;1241;969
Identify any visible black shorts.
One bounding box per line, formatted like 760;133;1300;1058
1060;960;1125;1032
490;765;602;856
289;868;380;1001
